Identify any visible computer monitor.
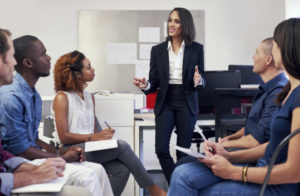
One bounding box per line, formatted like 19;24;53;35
198;70;241;113
228;65;263;85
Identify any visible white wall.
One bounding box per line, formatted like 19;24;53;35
0;0;285;96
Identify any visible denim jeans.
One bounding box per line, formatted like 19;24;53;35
168;161;299;196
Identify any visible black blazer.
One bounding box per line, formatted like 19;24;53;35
143;41;204;116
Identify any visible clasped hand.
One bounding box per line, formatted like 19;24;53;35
61;146;86;163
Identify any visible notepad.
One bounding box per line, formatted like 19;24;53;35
175;146;208;159
85;139;118;152
11;175;68;193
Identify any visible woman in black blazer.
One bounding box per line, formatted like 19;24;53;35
134;7;204;183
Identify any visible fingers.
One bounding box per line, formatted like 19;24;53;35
199;155;214;166
107;128;115;133
38;158;66;180
104;128;114;138
55;166;65;177
133;78;147;89
193;67;201;87
44;157;66;169
218;137;223;144
204;141;214;157
133;78;146;84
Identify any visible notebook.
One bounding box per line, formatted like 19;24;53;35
175;146;208;159
11;174;68;193
85;139;118;152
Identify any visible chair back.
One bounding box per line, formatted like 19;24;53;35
260;128;300;196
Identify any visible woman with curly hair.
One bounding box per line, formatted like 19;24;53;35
52;50;166;196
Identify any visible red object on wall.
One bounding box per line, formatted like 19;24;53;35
146;91;158;109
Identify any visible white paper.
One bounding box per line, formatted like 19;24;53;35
139;44;155;59
135;60;150;80
107;43;137;64
11;175;68;193
164;21;168;38
138;27;160;43
175;146;208;159
85;139;118;152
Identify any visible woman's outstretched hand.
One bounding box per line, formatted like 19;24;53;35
133;78;148;89
193;65;202;87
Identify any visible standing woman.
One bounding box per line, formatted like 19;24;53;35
133;7;204;183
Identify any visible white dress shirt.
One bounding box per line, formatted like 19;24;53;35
168;40;185;84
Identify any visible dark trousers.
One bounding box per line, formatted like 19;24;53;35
155;85;197;184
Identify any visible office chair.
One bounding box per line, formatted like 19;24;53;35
197;70;242;143
214;89;248;139
260;128;300;196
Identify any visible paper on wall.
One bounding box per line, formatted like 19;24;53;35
139;44;155;59
107;43;137;64
138;27;160;43
135;60;150;80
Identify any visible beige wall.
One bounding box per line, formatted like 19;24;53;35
0;0;285;96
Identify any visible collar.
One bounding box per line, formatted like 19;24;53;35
167;40;185;52
14;72;37;98
259;72;288;92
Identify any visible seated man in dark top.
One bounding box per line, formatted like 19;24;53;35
220;37;288;149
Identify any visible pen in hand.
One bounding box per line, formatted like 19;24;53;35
104;121;111;129
194;125;214;152
56;143;60;156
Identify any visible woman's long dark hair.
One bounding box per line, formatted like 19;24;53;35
274;18;300;105
166;7;196;45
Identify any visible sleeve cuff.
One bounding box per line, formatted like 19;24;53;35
249;131;265;144
142;82;151;91
0;172;14;195
4;157;28;172
6;142;30;155
198;77;205;86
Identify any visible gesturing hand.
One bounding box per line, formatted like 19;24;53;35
133;78;148;89
193;65;201;87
